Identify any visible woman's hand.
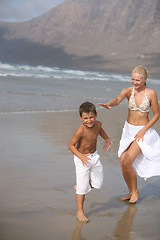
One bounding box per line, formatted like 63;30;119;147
98;103;111;109
134;128;146;142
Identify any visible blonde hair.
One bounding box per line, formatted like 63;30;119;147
131;66;148;80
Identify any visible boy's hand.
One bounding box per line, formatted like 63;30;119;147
81;154;91;167
103;139;113;152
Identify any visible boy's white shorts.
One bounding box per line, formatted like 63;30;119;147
74;151;103;195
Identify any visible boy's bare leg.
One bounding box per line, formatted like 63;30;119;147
74;185;89;222
76;194;89;222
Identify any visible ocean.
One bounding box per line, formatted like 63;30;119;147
0;62;159;114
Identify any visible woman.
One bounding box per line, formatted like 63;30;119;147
98;66;160;203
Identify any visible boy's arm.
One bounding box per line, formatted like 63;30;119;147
68;127;90;166
99;126;113;152
99;126;110;140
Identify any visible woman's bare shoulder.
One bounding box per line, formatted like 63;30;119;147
126;86;133;91
121;86;133;97
147;87;157;97
146;88;158;105
121;86;133;93
147;87;156;93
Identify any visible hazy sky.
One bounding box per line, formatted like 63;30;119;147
0;0;64;22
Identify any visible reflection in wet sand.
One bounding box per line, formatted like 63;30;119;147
71;202;137;240
111;203;137;240
72;220;86;240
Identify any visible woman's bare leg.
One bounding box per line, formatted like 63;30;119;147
119;151;132;201
120;141;141;203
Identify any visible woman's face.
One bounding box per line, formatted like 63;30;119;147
131;72;146;89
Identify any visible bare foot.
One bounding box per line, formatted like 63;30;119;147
129;191;139;204
119;193;131;201
77;212;89;223
74;185;77;191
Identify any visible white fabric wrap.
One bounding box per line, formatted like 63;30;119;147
118;121;160;179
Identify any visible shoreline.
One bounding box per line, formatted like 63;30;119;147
0;107;160;239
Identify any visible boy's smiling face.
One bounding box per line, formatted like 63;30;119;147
80;111;97;128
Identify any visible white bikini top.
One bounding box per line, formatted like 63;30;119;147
128;87;150;113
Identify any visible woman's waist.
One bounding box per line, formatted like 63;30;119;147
123;121;145;136
127;119;148;126
127;112;149;126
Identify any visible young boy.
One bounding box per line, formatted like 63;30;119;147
68;102;112;222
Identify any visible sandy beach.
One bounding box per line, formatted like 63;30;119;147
0;106;160;240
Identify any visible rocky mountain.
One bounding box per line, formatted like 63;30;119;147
0;0;160;77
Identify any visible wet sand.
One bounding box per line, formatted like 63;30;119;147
0;106;160;240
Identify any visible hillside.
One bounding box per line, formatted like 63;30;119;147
0;0;160;77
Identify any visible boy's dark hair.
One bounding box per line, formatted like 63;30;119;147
79;102;97;117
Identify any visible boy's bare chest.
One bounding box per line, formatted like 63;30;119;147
83;129;99;140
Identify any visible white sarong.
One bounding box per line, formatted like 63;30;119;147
118;121;160;179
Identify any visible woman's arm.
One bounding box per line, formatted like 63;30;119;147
147;90;159;127
98;88;130;109
135;90;160;141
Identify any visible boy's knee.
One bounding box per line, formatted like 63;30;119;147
91;175;103;189
76;183;91;195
